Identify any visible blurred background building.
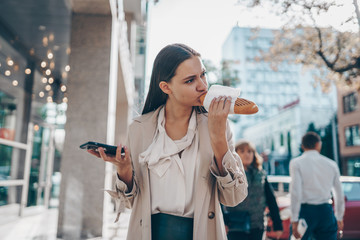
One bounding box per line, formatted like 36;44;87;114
337;83;360;176
222;26;338;175
0;0;150;238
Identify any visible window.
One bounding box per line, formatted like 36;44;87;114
342;182;360;201
345;125;360;146
343;92;358;113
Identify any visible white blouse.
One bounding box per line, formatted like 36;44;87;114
139;107;198;218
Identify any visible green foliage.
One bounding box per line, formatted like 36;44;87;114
302;117;339;160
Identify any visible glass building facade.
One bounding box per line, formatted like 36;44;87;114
0;0;70;215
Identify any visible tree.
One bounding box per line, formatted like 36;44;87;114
302;120;340;161
203;59;241;87
238;0;360;91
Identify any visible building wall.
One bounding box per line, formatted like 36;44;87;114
337;86;360;176
222;26;337;140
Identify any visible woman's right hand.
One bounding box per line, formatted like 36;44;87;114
87;144;133;189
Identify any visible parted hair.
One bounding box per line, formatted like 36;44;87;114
142;43;207;115
235;140;263;170
302;131;321;149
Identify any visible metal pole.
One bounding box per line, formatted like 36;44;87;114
19;122;34;216
332;114;339;166
44;126;55;208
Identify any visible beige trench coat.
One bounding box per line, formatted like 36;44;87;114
117;107;248;240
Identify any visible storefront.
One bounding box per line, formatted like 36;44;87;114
0;0;70;216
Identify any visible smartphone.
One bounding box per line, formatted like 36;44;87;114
79;141;125;156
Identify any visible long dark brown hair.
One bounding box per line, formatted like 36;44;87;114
235;140;263;170
142;43;207;115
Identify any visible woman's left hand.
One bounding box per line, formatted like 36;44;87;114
208;96;231;140
208;96;232;175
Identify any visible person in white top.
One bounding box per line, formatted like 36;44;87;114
88;43;248;240
289;131;345;240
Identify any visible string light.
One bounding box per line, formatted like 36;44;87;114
41;61;47;68
42;77;47;83
47;96;53;102
49;33;54;42
61;85;67;92
45;84;51;91
42;36;48;47
48;77;54;84
47;51;53;59
63;97;68;103
7;59;14;66
12;80;18;86
25;68;31;74
65;65;70;72
39;91;45;97
5;70;11;76
45;69;51;75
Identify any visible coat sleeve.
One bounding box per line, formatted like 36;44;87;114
105;124;139;222
209;120;248;207
265;177;283;231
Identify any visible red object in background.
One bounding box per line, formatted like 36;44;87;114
266;176;360;240
0;128;15;140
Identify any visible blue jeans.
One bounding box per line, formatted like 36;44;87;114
290;203;337;240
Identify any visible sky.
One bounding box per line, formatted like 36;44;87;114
146;0;283;70
145;0;357;79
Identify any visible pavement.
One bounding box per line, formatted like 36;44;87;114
0;204;131;240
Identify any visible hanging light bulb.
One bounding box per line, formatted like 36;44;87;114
47;51;53;59
65;65;70;72
5;70;11;76
41;61;47;68
61;85;67;92
45;69;51;76
49;33;54;42
50;61;55;69
7;58;14;66
45;84;51;91
48;77;54;84
42;77;47;83
39;91;45;97
25;68;31;74
12;80;18;86
43;36;48;47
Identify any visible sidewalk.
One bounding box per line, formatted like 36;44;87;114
0;206;131;240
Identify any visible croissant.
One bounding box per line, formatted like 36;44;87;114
200;94;259;115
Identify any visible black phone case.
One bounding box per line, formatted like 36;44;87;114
79;141;122;156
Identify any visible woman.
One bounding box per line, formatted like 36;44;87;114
222;140;283;240
88;43;248;240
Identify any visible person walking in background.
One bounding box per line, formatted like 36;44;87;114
289;131;345;240
88;43;248;240
222;140;283;240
